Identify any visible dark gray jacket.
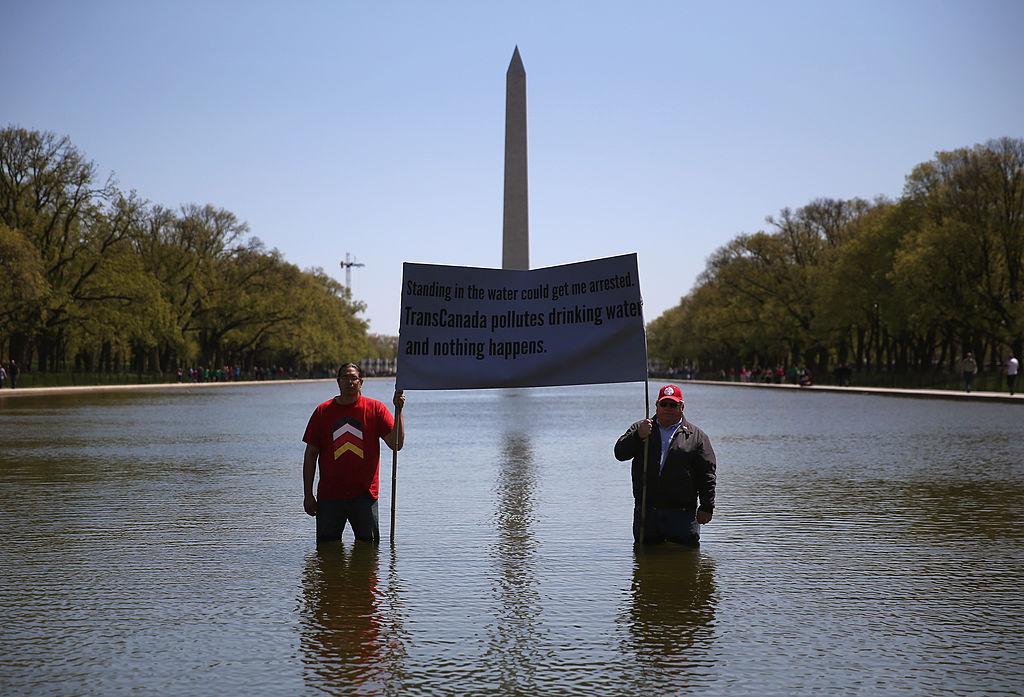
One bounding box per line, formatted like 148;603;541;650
614;416;716;512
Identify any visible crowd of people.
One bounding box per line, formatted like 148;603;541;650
714;365;816;386
175;362;395;383
0;357;393;389
664;353;1022;395
176;364;298;383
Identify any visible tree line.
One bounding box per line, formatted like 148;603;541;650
0;126;389;377
647;137;1024;383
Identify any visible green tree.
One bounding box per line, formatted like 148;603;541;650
0;223;48;348
0;127;147;369
897;138;1024;360
648;139;1024;385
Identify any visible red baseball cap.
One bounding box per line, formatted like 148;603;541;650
657;384;683;403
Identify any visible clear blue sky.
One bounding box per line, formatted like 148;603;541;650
5;1;1022;335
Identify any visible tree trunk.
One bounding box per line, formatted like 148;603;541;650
855;325;865;369
100;341;113;373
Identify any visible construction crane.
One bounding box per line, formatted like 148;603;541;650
340;253;365;291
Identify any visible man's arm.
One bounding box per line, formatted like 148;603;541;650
303;443;319;516
383;390;405;451
695;434;717;524
614;419;652;461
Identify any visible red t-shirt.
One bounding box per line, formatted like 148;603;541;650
302;395;395;500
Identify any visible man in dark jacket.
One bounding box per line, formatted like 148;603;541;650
614;384;716;545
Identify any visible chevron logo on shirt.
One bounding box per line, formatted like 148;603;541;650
332;416;365;460
335;442;364;458
333;422;362;441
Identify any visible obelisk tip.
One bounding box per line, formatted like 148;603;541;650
508;46;524;74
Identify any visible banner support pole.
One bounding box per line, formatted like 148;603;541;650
637;292;651;546
390;447;398;545
389;376;404;546
640;376;650;542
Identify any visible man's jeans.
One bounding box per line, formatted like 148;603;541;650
316;495;379;543
633;506;700;545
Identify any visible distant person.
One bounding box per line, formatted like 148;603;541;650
8;360;17;388
835;362;852;387
1007;354;1020;396
961;352;978;393
302;363;405;543
0;363;6;388
798;366;813;387
614;384;716;546
786;365;798;385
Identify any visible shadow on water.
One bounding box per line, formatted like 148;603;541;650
299;543;407;695
619;546;718;690
482;426;545;692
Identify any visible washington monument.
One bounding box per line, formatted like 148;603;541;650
502;47;529;270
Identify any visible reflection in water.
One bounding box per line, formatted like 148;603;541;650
299;543;407;695
898;480;1023;542
484;430;544;692
622;547;718;689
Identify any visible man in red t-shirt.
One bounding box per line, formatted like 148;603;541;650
302;363;405;542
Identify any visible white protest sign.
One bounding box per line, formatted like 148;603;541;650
396;254;647;390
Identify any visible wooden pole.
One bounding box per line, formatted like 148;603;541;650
390;447;398;543
639;376;651;542
389;397;403;545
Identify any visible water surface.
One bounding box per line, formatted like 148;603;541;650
1;382;1022;694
